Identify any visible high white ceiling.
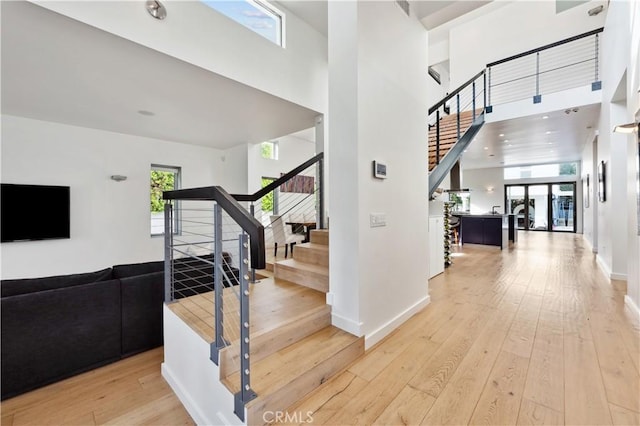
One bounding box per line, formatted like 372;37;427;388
461;104;600;170
275;1;493;37
1;1;320;149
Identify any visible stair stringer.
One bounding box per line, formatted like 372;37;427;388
428;112;486;197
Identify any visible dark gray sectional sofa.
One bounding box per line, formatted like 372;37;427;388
0;255;240;400
0;261;165;400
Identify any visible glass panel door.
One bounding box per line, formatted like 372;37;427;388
552;183;576;232
528;184;549;230
506;185;527;230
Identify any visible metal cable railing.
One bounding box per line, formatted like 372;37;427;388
162;153;324;422
487;28;603;108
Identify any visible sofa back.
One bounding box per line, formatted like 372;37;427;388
113;261;164;279
1;268;113;298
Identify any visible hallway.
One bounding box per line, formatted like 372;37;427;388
288;232;640;425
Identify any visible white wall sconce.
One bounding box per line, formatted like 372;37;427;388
613;122;639;134
110;175;127;182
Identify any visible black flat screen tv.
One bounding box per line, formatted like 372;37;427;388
1;184;70;243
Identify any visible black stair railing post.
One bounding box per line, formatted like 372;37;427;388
483;71;487;112
248;202;257;283
456;93;461;140
534;51;541;103
234;233;257;421
592;33;602;91
163;203;173;303
472;81;476;121
487;66;492;111
436;109;441;165
318;157;325;229
210;203;226;365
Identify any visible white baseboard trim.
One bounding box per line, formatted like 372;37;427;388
331;312;363;337
596;254;611;279
582;235;595;253
161;363;212;426
624;295;640;322
611;272;628;281
364;295;431;350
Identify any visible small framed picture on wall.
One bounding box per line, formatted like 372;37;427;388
598;160;606;203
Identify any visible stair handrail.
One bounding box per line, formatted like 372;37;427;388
232;152;325;230
163;185;266;270
428;69;486;115
486;27;603;68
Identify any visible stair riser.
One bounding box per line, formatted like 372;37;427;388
220;306;331;379
294;246;329;267
247;338;364;426
310;230;328;245
274;264;329;293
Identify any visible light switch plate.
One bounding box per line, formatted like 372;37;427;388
370;213;386;227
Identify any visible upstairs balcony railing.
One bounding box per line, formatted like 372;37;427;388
486;27;603;109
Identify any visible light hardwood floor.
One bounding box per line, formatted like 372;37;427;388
0;348;194;426
3;232;639;425
287;232;640;425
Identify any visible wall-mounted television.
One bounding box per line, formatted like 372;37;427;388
1;184;70;243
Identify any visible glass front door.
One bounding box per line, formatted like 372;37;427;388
552;183;575;231
506;185;527;230
505;182;576;233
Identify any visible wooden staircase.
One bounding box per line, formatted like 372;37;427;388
428;110;477;171
169;229;364;425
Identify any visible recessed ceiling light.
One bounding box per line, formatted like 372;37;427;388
508;144;513;147
550;150;554;152
542;115;549;119
504;139;509;143
548;142;553;145
137;110;155;116
545;131;552;134
499;133;505;137
484;146;489;150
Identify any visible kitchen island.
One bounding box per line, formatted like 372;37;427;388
458;214;515;249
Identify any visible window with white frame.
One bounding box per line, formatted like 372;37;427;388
201;0;285;46
150;165;181;235
261;141;279;160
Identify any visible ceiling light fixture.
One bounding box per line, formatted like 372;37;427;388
542;115;549;119
545;131;552;134
499;133;505;137
613;122;639;134
504;139;509;142
484;146;489;150
588;5;604;16
146;0;167;20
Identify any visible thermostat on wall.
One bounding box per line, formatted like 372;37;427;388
373;161;387;179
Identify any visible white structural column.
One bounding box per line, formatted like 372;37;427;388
328;1;431;348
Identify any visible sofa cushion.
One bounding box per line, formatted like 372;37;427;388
1;279;121;400
0;268;113;297
120;271;164;356
112;261;164;279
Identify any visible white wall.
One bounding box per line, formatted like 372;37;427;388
34;0;328;114
590;0;632;281
626;0;640;315
0;115;235;279
462;167;505;214
448;0;606;87
581;135;598;250
328;1;430;346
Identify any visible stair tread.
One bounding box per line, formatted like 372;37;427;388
223;326;360;396
276;259;329;275
296;242;329;252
